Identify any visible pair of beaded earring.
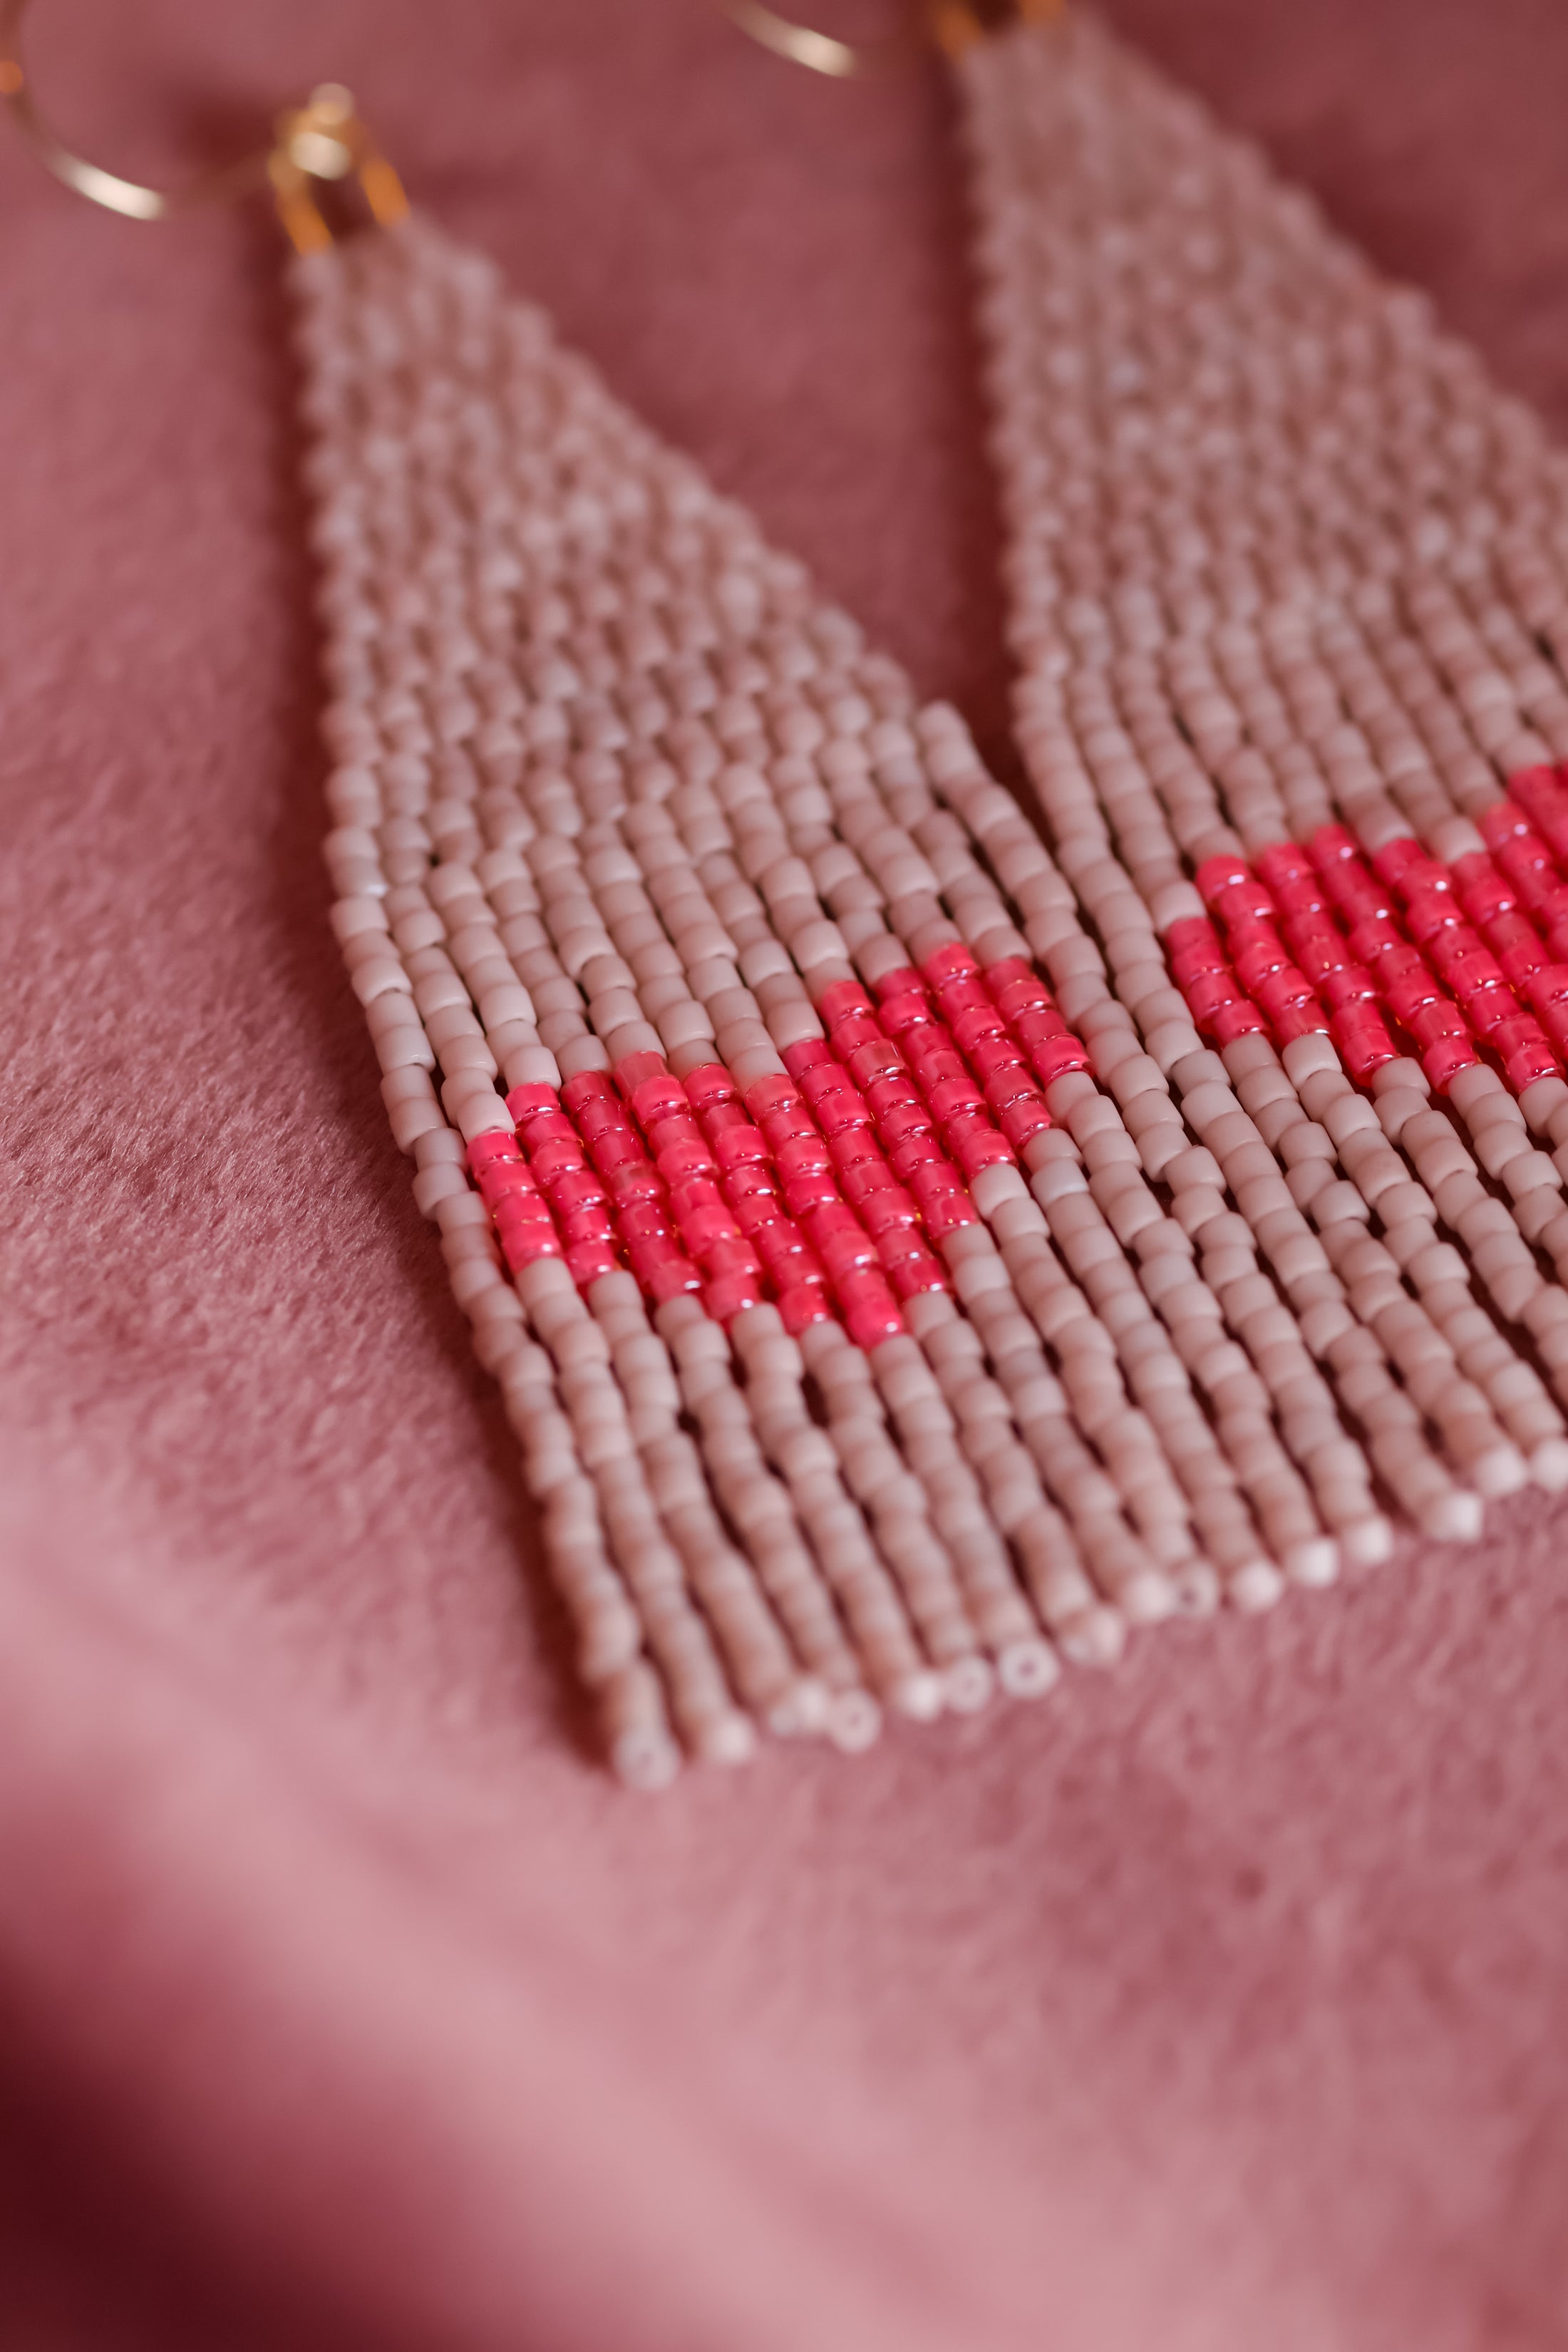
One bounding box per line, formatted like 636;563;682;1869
11;0;1568;1788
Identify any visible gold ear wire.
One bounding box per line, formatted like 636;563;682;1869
0;0;407;248
722;1;925;79
719;0;1063;81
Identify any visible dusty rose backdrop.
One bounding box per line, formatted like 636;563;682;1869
1;1;1567;2344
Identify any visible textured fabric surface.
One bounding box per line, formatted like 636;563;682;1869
3;1;1568;2345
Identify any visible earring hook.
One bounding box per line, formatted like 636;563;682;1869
720;0;1063;80
0;0;408;248
0;0;272;216
723;1;925;79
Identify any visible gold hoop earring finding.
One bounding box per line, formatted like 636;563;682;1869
0;0;407;249
0;0;271;216
719;0;1063;81
722;1;924;79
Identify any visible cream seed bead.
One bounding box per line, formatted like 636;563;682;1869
596;1663;683;1793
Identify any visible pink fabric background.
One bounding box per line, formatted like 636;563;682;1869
3;1;1568;2343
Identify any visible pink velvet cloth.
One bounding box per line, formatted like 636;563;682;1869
4;2;1568;2343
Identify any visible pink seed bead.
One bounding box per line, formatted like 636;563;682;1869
829;1012;882;1054
1212;999;1269;1043
614;1051;668;1095
839;1154;897;1202
774;1133;832;1180
886;1247;948;1300
566;1242;619;1286
705;1272;765;1323
505;1082;561;1122
603;1151;662;1196
701;1102;752;1136
531;1137;587;1181
818;979;874;1026
845;1039;904;1088
559;1206;617;1247
969;1036;1026;1081
492;1187;550;1226
683;1202;741;1250
477;1167;541;1217
1422;1034;1480;1090
522;1110;578;1150
827;1126;880;1175
559;1071;617;1116
630;1074;686;1127
682;1065;739;1110
544;1168;606;1216
497;1223;562;1270
999;1097;1052;1147
713;1125;771;1171
878;991;931;1036
744;1076;796;1122
1011;1005;1071;1051
778;1281;832;1334
644;1256;704;1303
842;1284;904;1351
728;1185;783;1232
922;944;979;988
919;1190;979;1240
856;1183;921;1234
705;1234;763;1279
813;1088;872;1136
783;1171;840;1217
951;1125;1016;1175
1028;1036;1090;1081
468;1130;522;1173
779;1038;833;1078
656;1138;717;1182
619;1205;673;1247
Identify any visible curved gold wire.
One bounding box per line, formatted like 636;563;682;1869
0;0;271;216
0;0;408;247
720;0;1063;80
723;0;924;79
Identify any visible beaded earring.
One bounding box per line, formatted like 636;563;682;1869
732;12;1568;1525
947;6;1568;1534
11;5;1564;1791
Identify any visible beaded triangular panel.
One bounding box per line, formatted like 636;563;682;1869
294;115;1564;1783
